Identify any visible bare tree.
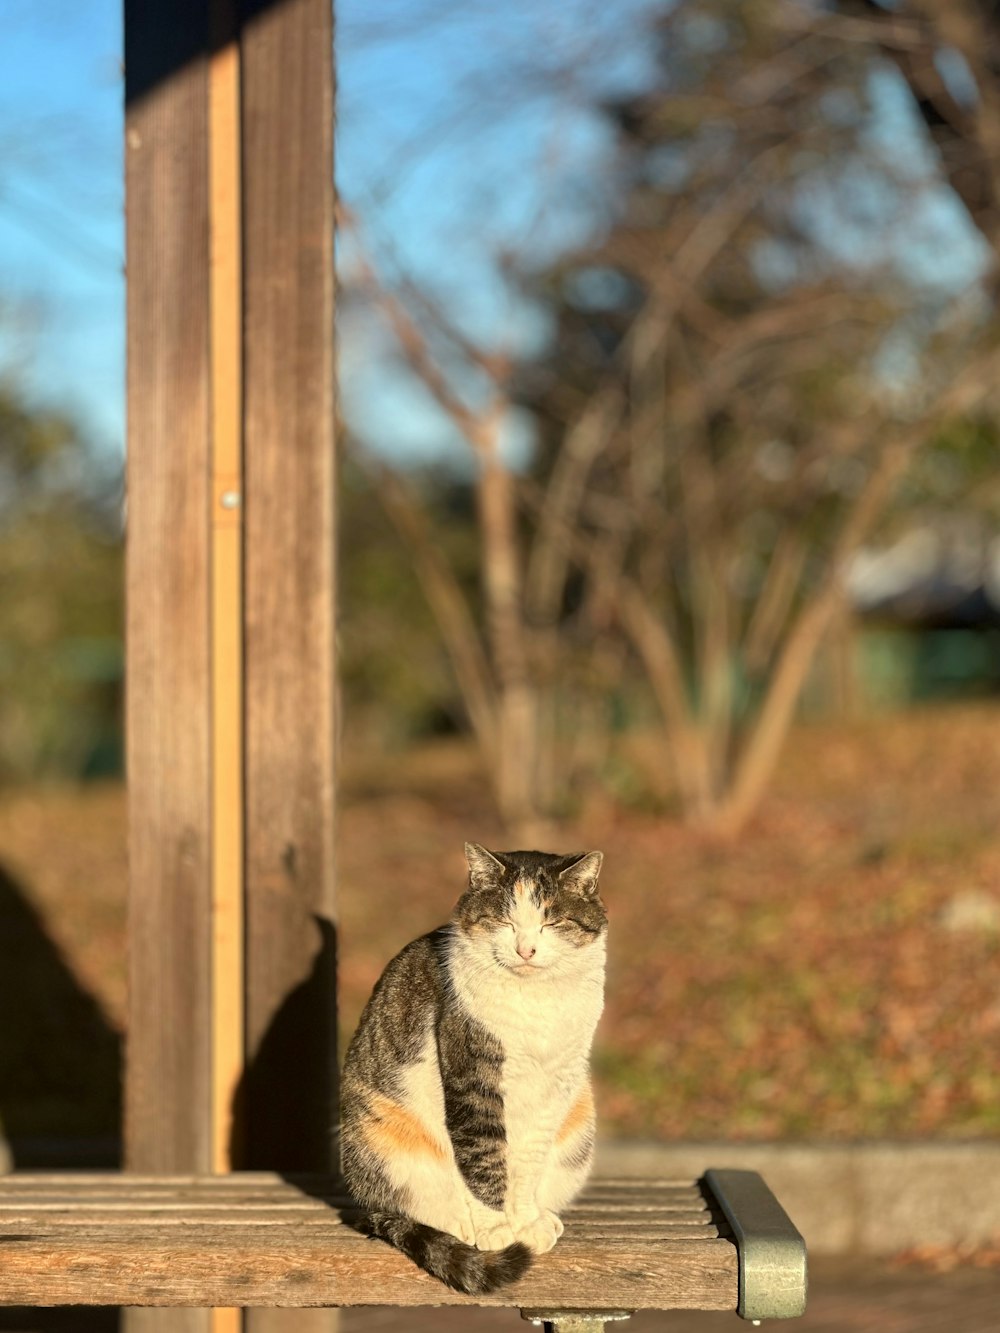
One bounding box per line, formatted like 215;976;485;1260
341;0;1000;837
512;0;1000;833
343;212;552;835
827;0;1000;265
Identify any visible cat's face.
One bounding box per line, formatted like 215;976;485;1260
454;844;606;976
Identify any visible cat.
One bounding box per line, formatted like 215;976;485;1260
340;842;606;1295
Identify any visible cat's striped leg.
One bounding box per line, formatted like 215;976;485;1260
437;1000;519;1250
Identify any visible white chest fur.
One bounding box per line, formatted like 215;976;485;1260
448;929;605;1224
448;931;605;1061
448;930;604;1127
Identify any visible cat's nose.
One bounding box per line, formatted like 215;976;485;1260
516;942;536;960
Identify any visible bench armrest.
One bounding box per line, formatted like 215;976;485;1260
703;1169;807;1321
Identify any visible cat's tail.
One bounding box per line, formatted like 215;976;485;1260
361;1212;532;1295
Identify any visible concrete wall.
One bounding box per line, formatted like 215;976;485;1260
597;1141;1000;1256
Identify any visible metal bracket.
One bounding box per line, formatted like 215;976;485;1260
703;1169;808;1321
521;1310;632;1333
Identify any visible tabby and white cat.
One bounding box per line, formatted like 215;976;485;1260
340;843;606;1294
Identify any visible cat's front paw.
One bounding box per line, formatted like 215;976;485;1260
449;1213;478;1247
514;1209;563;1254
474;1219;518;1252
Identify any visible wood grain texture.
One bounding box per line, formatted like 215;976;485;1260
125;0;213;1188
125;6;215;1333
239;0;338;1175
0;1178;706;1204
208;2;245;1182
0;1177;737;1311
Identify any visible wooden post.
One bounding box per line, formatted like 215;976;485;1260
240;0;338;1179
125;0;215;1187
125;1;337;1330
208;0;246;1182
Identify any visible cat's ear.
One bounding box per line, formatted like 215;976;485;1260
558;850;603;897
465;842;505;885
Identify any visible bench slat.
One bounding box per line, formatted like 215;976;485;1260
0;1175;701;1198
0;1216;719;1232
0;1196;706;1212
0;1234;736;1310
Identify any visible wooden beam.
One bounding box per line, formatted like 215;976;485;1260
125;7;215;1333
240;0;338;1177
125;0;214;1190
207;13;244;1333
208;0;245;1185
126;4;336;1332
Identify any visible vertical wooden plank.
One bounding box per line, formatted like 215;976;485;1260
125;0;213;1192
208;11;245;1333
125;5;213;1333
239;0;338;1186
208;0;245;1183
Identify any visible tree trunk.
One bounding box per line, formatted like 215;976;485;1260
712;435;916;836
477;446;540;834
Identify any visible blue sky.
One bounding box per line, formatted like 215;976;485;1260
0;0;989;468
0;0;661;464
0;1;123;451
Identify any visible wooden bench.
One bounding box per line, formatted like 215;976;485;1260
0;1170;805;1326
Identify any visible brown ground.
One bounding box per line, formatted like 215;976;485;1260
1;701;999;1142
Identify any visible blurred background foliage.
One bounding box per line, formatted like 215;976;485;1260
0;380;121;786
3;0;1000;817
336;0;1000;835
2;0;1000;1145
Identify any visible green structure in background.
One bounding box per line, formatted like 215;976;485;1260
860;626;1000;708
